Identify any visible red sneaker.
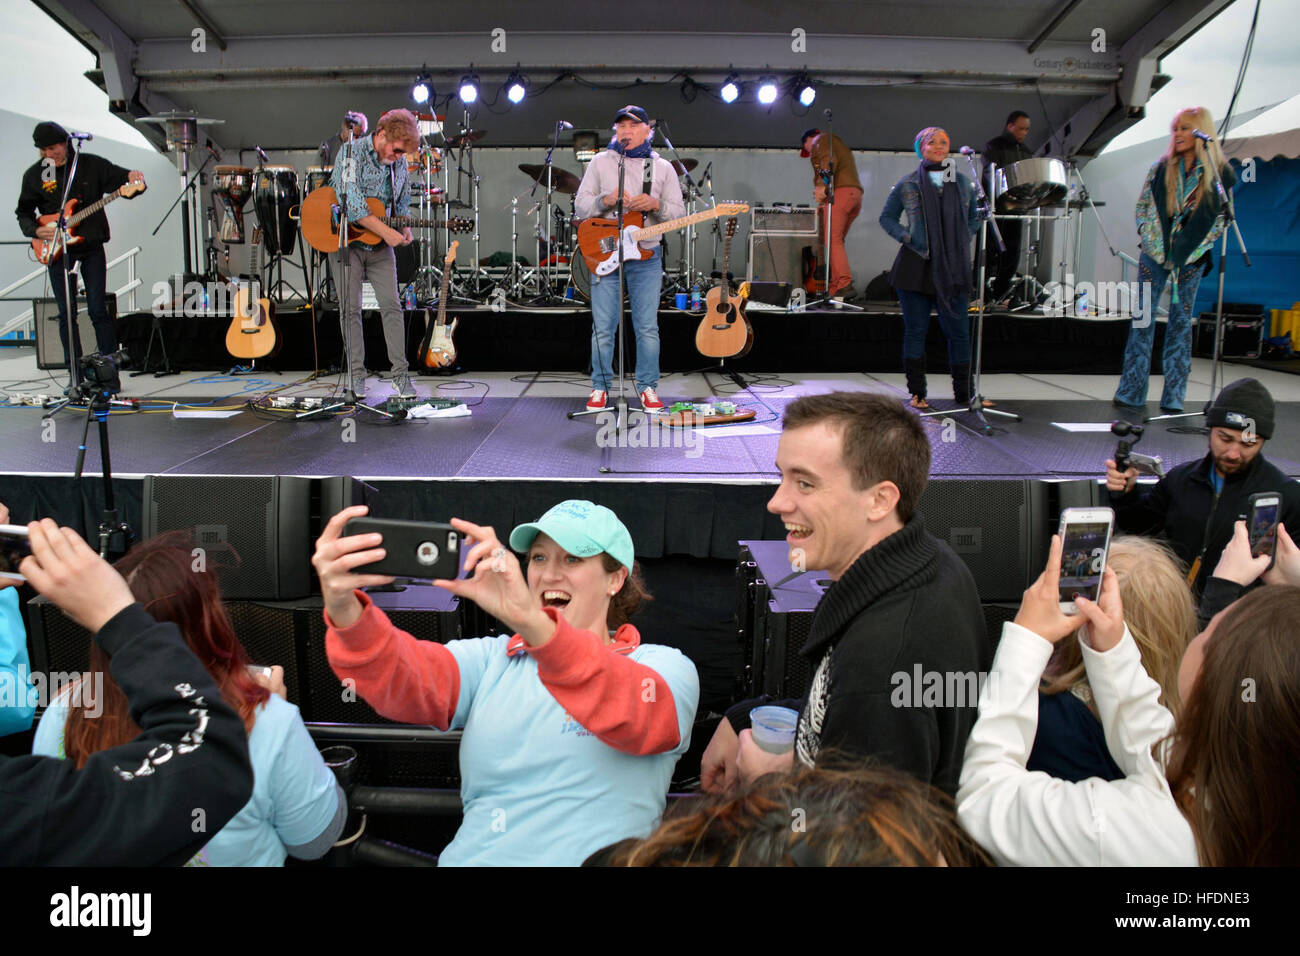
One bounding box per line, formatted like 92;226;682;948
639;387;665;413
586;389;608;410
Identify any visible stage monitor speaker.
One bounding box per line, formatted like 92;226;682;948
33;296;119;370
737;541;828;700
917;479;1049;602
142;476;312;600
748;234;814;286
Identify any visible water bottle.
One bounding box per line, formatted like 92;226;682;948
690;283;701;311
405;286;416;310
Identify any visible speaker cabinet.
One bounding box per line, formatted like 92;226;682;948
142;476;312;600
33;296;119;370
737;541;827;700
748;234;815;285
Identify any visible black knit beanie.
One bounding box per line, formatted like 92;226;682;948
1206;378;1274;439
33;122;70;148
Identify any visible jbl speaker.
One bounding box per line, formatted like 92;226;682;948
33;296;119;370
748;234;813;285
737;541;828;699
142;476;312;599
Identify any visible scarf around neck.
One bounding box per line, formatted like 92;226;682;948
917;160;973;316
609;139;654;159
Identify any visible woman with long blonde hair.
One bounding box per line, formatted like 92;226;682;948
1114;106;1234;414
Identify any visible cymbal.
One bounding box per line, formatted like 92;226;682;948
518;163;581;195
670;158;699;176
445;129;486;148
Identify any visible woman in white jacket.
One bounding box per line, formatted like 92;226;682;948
957;527;1300;866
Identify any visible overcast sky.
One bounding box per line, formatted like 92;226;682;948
5;0;1297;152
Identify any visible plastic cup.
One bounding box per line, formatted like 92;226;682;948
675;292;688;309
749;705;799;754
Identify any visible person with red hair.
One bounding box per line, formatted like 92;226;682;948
33;534;345;866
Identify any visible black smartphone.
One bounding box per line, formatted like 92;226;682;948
1247;492;1281;568
342;517;461;581
0;524;33;583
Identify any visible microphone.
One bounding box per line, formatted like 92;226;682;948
343;113;363;129
959;146;976;155
254;145;269;164
1193;130;1214;143
823;109;832;120
206;140;223;161
69;131;93;141
557;120;574;130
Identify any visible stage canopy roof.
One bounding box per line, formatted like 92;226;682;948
40;0;1235;157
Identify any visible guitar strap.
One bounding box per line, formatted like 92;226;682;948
643;155;654;199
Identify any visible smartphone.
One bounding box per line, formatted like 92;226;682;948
1247;492;1281;568
0;524;32;583
343;517;461;581
1057;507;1114;614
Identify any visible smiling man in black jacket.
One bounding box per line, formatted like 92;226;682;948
1106;378;1300;597
701;392;991;797
0;518;252;865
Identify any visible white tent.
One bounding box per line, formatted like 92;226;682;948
1221;93;1300;160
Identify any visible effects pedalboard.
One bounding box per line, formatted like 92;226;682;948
8;393;141;410
383;396;463;413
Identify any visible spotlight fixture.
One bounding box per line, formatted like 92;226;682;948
720;72;741;104
458;70;480;104
795;73;816;107
504;69;527;105
757;76;779;106
411;69;432;105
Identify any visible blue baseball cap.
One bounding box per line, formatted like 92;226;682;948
509;500;635;571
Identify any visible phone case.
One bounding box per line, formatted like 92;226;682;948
344;517;461;580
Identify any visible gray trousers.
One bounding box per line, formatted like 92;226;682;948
340;243;408;380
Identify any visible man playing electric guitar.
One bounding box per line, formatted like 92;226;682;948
15;122;145;366
799;128;862;304
574;105;685;412
327;108;419;401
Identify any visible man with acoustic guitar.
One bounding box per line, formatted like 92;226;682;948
327;108;419;400
574;105;684;413
15;122;145;366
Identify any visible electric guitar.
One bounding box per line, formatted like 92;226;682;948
696;218;753;359
300;187;471;253
31;181;148;264
417;241;459;369
577;202;749;276
227;227;280;360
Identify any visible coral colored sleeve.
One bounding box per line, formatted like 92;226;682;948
324;591;460;728
528;607;685;756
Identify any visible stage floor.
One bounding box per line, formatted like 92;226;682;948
3;349;1299;482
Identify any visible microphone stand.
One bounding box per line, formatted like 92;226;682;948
657;121;707;292
530;121;568;304
302;126;391;420
799;112;862;312
152;148;216;283
1149;141;1249;429
569;140;632;466
919;149;1021;435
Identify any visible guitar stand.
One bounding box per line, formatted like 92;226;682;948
265;248;309;304
132;313;178;377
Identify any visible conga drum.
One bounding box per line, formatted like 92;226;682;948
213;165;254;243
305;165;333;194
254;165;301;256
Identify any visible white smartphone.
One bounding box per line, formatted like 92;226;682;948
1057;507;1114;615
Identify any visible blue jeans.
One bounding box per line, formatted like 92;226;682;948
590;246;662;393
48;245;116;364
898;289;971;365
1114;251;1203;411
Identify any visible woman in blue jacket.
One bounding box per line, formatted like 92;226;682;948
879;127;982;410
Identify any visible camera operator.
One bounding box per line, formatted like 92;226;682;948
1105;378;1300;596
0;518;253;865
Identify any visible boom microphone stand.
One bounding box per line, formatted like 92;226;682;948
1147;137;1249;429
919;147;1021;435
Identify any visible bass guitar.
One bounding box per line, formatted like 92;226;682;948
696;218;753;359
300;187;470;253
227;227;280;360
577;202;749;276
417;241;460;369
31;181;148;264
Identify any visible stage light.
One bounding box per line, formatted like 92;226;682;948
412;70;432;105
572;130;599;163
795;73;816;106
459;72;479;104
505;70;527;105
720;73;740;104
757;76;779;105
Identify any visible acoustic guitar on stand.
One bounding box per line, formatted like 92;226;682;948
300;187;471;253
31;181;148;264
417;241;459;368
227;227;281;360
577;202;749;276
696;217;753;359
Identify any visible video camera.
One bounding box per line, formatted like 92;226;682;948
1111;420;1165;478
76;348;130;398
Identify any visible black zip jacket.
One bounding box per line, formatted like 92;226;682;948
0;604;253;865
15;153;132;246
1109;450;1300;596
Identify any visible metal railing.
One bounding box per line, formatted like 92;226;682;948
0;245;142;339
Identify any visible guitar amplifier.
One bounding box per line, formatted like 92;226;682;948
751;205;818;235
1194;311;1266;359
32;296;119;370
748;234;815;285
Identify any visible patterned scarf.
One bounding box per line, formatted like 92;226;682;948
608;138;654;159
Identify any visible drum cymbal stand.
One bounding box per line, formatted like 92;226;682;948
919;149;1021;435
528;121;572;305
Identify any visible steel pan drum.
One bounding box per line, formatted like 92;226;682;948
254;165;300;256
995;158;1068;212
305;165;333;194
213;165;254;243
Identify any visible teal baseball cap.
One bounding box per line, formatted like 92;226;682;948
509;500;635;572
